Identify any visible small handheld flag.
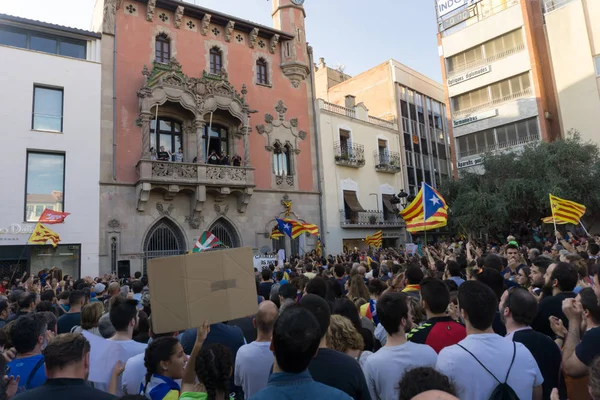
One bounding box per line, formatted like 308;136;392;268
193;231;223;252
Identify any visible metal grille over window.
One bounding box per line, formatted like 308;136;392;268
209;219;240;249
143;218;185;273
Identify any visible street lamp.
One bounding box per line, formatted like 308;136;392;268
390;189;414;210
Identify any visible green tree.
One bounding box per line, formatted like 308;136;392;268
440;134;600;236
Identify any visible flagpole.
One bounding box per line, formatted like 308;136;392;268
550;194;558;243
422;182;427;246
205;112;214;163
580;220;591;237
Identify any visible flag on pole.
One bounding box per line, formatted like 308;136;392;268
192;231;223;252
28;223;61;247
276;218;320;239
276;218;294;238
549;194;586;225
365;231;383;248
316;236;323;257
401;183;449;233
541;216;569;225
270;225;284;239
39;209;70;224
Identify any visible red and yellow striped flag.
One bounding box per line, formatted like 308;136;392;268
541;216;569;225
365;231;383;248
549;194;586;225
284;219;319;239
28;223;60;247
270;225;284;239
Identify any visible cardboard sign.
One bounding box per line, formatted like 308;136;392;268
148;247;258;334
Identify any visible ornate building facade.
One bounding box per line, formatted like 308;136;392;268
93;0;318;275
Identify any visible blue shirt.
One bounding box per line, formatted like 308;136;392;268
447;276;465;287
249;370;352;400
8;354;46;391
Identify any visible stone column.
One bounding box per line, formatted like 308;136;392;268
243;117;251;166
140;112;152;160
195;119;206;163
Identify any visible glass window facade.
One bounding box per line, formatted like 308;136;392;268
456;117;539;158
398;85;451;195
0;26;87;59
452;72;532;113
25;152;65;222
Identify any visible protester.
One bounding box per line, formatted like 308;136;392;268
529;257;552;297
249;306;352;400
445;261;464;287
363;291;437;399
500;287;566;399
359;280;385;326
8;314;49;392
332;298;375;352
140;337;185;399
401;265;423;300
299;294;370;399
257;270;274;300
57;290;85;334
0;300;10;329
398;367;456;400
326;315;372;367
436;281;543;400
11;333;116;400
346;275;369;302
278;284;296;314
72;302;104;337
7;292;36;323
235;301;278;399
531;262;578;338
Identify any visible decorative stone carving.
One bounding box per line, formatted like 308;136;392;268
174;5;184;29
258;40;266;49
298;130;307;140
206;167;247;182
146;0;156;21
214;204;229;216
269;34;279;54
152;162;197;180
159;13;168;23
201;14;211;36
225;21;235;42
103;0;116;34
275;176;283;186
156;203;175;216
137;182;151;211
125;4;136;14
286;176;294;186
185;215;202;229
281;62;310;89
237;188;253;213
257;100;307;158
248;28;259;48
107;219;121;229
235;34;243;43
275;100;288;119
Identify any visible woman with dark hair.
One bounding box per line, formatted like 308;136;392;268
332;298;375;352
180;321;233;400
142;337;186;399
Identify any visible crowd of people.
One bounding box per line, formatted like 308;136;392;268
149;146;242;167
0;231;599;399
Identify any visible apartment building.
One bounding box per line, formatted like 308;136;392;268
436;0;560;173
0;14;102;277
544;0;600;144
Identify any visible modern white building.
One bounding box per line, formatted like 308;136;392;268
0;14;102;278
436;0;561;173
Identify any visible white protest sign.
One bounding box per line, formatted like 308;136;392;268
406;243;418;255
253;255;277;270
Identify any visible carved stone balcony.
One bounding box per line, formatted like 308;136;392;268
136;160;255;219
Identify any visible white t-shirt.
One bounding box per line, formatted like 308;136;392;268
95;339;148;396
436;333;543;400
121;353;145;395
362;341;438;400
234;341;273;399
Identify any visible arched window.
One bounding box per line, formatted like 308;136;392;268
209;218;240;249
143;218;186;273
155;34;170;64
203;124;229;162
150;118;182;160
273;142;292;176
256;58;268;85
210;47;222;74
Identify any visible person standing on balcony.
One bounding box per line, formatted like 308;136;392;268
207;150;219;164
232;154;242;166
220;151;230;165
173;147;183;162
157;146;170;161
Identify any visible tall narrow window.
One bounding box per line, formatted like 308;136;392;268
32;86;63;132
210;47;222;74
256;58;268;85
155;34;170;63
25;152;65;222
273;142;291;176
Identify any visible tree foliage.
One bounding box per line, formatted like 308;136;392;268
440;135;600;236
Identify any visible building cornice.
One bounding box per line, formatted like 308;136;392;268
319;108;400;133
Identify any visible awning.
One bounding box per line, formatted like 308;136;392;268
343;191;365;212
382;194;397;214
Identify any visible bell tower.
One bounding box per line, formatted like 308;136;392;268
272;0;310;88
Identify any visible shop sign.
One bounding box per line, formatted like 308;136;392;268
448;65;491;86
438;0;482;17
0;224;36;235
457;157;483;169
452;109;497;127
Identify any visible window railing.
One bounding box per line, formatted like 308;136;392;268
544;0;576;13
334;141;365;167
322;101;356;118
340;210;406;228
374;150;402;173
457;134;540;158
454;87;533;117
447;44;526;77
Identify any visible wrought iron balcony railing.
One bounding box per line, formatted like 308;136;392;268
340;210;406;228
334;141;365;167
374;150;402;173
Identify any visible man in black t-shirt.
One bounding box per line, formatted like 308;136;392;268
531;262;577;338
258;269;274;300
300;294;371;400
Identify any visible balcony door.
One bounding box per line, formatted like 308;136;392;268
150;118;182;155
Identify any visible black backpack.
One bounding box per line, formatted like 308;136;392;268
457;341;520;400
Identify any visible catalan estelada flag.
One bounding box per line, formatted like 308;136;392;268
277;218;320;239
549;194;586;225
402;183;449;233
365;230;383;248
28;223;60;247
270;225;284;239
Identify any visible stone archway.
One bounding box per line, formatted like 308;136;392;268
208;217;240;249
143;217;186;273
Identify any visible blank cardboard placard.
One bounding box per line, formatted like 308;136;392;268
148;247;258;334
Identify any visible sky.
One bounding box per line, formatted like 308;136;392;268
0;0;442;81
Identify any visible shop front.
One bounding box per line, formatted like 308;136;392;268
0;243;81;280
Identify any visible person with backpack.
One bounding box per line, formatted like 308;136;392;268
436;281;544;400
